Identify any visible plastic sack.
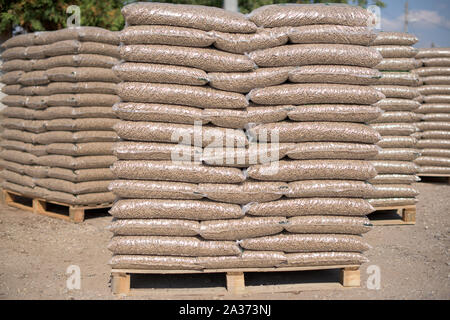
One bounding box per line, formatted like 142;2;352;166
285;216;371;235
286;180;375;198
121;2;257;33
288;25;376;45
113;62;208;86
287;104;382;123
248;84;384;105
248;44;382;68
239;234;371;253
121;45;256;72
248;4;374;27
247;160;378;181
213;28;289;54
118;82;248;109
248;122;381;144
111;161;246;184
288;65;381;85
286;142;380;160
199;217;286;240
110;199;244;220
120;25;215;47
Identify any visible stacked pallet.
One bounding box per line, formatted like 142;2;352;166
368;32;422;208
414;48;450;175
0;27;120;207
108;3;383;272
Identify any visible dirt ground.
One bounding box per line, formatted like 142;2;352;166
0;181;449;300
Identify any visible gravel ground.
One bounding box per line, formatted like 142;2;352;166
0;181;448;300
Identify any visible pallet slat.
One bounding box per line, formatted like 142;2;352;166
370;205;416;226
1;188;110;223
111;265;361;296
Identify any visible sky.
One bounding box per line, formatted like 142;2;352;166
379;0;450;48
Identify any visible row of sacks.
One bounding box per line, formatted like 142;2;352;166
113;102;383;129
1;67;119;89
413;48;450;175
110;251;370;270
365;32;421;207
109;180;419;204
117;82;384;110
113;64;384;93
2;93;119;108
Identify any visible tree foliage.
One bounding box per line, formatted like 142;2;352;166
0;0;385;33
0;0;124;33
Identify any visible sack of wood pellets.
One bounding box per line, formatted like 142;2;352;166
113;62;208;86
248;4;374;28
248;122;381;144
286;105;382;123
118;82;248;109
120;25;215;47
111;160;246;184
248;84;384;105
208;67;293;93
247;160;378;181
371;32;418;45
245;198;374;217
197;182;288;204
288;25;375;45
288;65;381;85
372;45;418;58
248;44;382;68
199;217;286;240
239;234;371;252
285;252;368;267
213;28;289;54
376;58;419;71
110;199;244;220
121;2;257;33
285;216;371;235
286;180;375;198
109;180;202;200
108;219;200;237
114;121;248;147
107;235;242;257
113;103;205;124
120;45;256;72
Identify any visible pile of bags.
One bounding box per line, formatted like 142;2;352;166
368;32;421;207
414;48;450;175
0;27;120;206
108;3;384;270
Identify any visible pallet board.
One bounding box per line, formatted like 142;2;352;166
111;265;361;296
370;205;416;226
0;188;111;223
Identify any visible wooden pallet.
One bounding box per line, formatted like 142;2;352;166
0;188;110;223
370;205;416;226
418;174;450;184
111;265;361;296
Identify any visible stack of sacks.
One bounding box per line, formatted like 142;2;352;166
0;27;120;206
368;32;422;208
108;3;383;270
414;48;450;175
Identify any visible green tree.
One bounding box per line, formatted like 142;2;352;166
0;0;124;33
